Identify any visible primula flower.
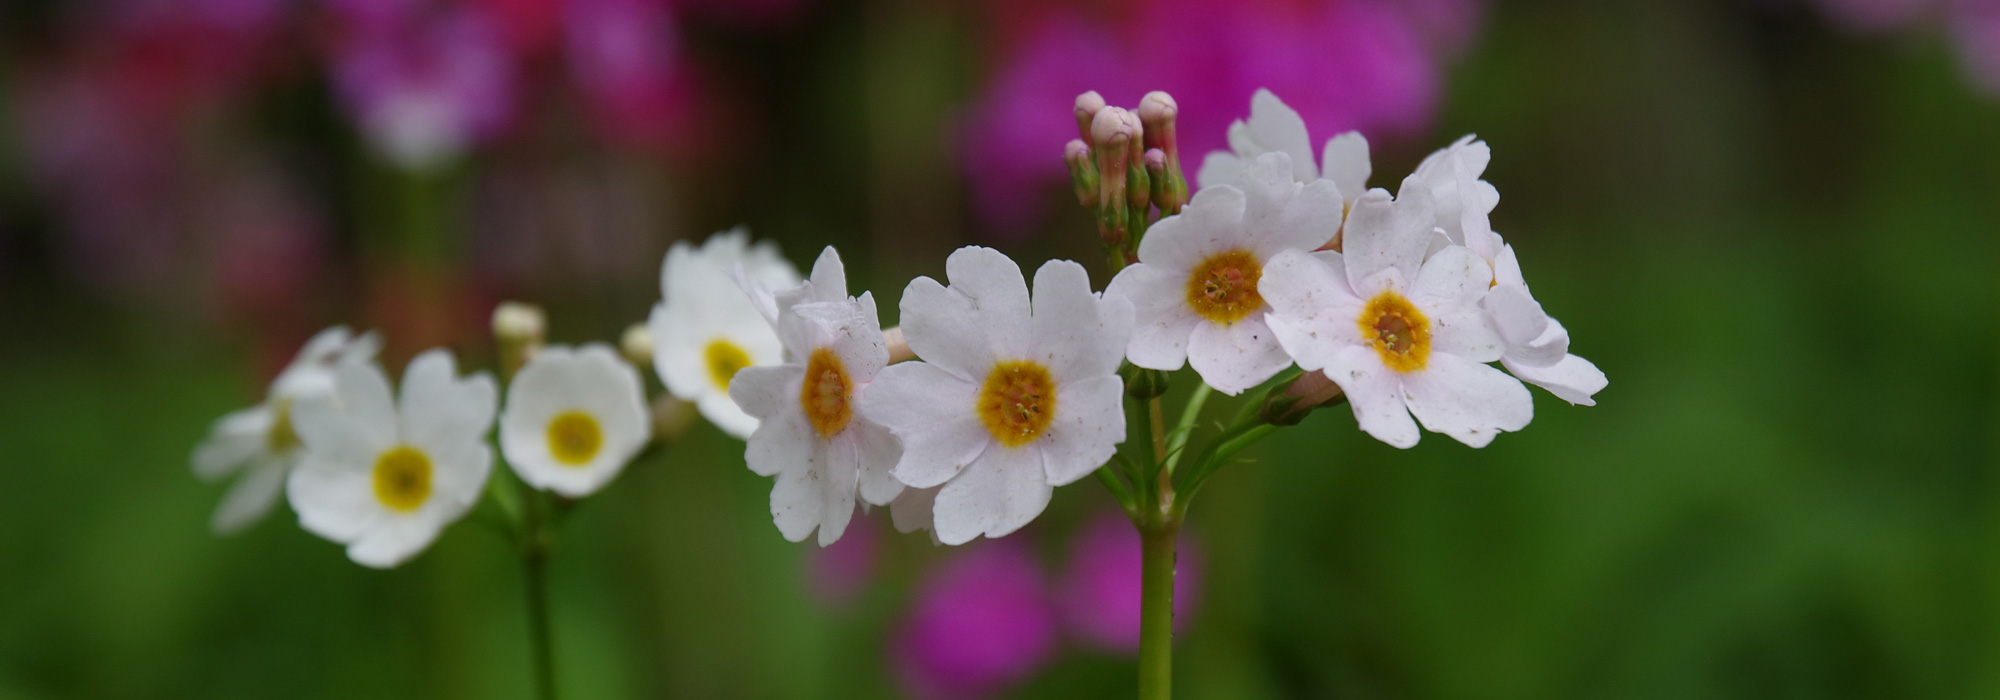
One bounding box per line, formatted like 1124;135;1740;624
1197;88;1373;221
287;350;498;568
729;247;904;546
330;4;516;169
499;344;652;497
1423;138;1607;405
1261;178;1532;448
1106;152;1342;395
893;540;1058;700
192;326;380;535
648;228;802;438
860;247;1132;545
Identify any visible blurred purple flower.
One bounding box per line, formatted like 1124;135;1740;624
565;0;700;150
893;540;1058;700
960;0;1461;233
331;3;517;169
1059;512;1201;652
805;511;882;609
1800;0;2000;98
1949;0;2000;95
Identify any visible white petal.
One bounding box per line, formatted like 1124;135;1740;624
346;513;445;569
729;364;805;426
1037;374;1124;486
293;361;397;463
427;442;493;519
1195;150;1245;191
1411;245;1491;311
1134;185;1246;271
649;302;707;401
889;484;938;535
1324;346;1420;449
1243;88;1317;182
400;349;497;456
816;434;862;546
805;246;849;304
1186;316;1292;396
209;456;290;535
286;455;379;544
898;247;1030;379
192;407;273;481
501;345;651;496
744;407;815;479
1484;282;1550;350
769;437;833;543
1320;131;1371;207
1403;354;1533;448
851;417;905;506
1244;174;1345;260
696;391;759;439
932;444;1053;546
1505;353;1607;406
1342;177;1436;288
1261;250;1365;373
1505;315;1573;369
858;361;989;489
1106;263;1201;371
1029;259;1133;383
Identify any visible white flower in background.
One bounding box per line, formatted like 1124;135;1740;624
648;227;802;438
1426;137;1608;405
191;326;380;535
729;247;903;546
1261;177;1533;448
1196;88;1372;242
859;247;1132;546
500;344;652;498
1107;152;1343;395
287;350;497;568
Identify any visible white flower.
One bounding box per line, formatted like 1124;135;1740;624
859;247;1132;545
500;344;652;498
648;227;802;438
1196;88;1372;229
191;326;380;535
729;247;903;546
1424;137;1608;405
287;350;497;568
1261;177;1533;448
1107;152;1343;395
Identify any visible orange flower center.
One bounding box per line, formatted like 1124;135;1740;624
1184;248;1264;324
546;410;604;466
799;347;854;439
976;360;1057;448
1359;290;1432;373
372;445;433;512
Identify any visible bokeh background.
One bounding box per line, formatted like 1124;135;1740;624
3;0;1999;698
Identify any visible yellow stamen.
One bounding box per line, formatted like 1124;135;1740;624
977;360;1058;448
1184;248;1264;324
267;398;300;452
799;347;854;439
1358;290;1432;373
546;410;604;466
372;445;433;512
705;339;752;392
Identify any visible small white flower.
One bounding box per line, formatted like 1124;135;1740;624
859;247;1132;546
1426;137;1608;405
1261;177;1533;448
729;247;903;546
648;227;803;438
1107;152;1341;395
1196;88;1372;228
191;326;380;535
287;350;497;568
500;344;652;498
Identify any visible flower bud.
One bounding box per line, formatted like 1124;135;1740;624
1260;371;1347;426
651;394;697;443
1120;363;1169;401
1090;106;1133;250
1073;91;1106;144
620;323;654;369
1144;148;1170;212
1121;110;1151;215
1064;139;1098;208
1137;92;1187;214
492;301;546;377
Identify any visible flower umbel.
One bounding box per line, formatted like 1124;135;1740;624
648;227;802;438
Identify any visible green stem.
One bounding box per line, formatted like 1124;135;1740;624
1138;519;1180;700
1163;384;1212;474
523;545;557;700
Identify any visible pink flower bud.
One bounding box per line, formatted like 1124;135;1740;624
1073;90;1106;145
1137;91;1178;160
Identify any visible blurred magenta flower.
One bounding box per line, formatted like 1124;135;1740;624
960;0;1466;232
893;540;1058;700
1059;511;1201;652
1800;0;2000;98
565;0;702;151
330;2;518;169
805;511;883;609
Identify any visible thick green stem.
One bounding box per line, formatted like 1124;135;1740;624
523;545;557;700
1138;519;1180;700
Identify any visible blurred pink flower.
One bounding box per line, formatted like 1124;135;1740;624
893;540;1059;700
1058;512;1202;652
960;0;1461;233
330;3;518;168
1949;0;2000;95
805;511;883;609
564;0;702;150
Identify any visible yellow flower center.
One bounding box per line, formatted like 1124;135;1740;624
267;398;300;452
799;347;853;439
546;410;604;466
705;338;752;392
1185;248;1264;324
976;360;1057;448
1359;290;1432;373
372;445;433;513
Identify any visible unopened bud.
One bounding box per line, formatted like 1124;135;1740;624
1073;91;1106;144
884;326;916;364
651;394;697;443
1145;148;1171;211
1120;363;1169;401
620;323;654;368
1122;111;1151;214
1064;139;1098;208
492;301;546;377
1137;92;1179;160
1090;106;1133;250
1260;370;1347;426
